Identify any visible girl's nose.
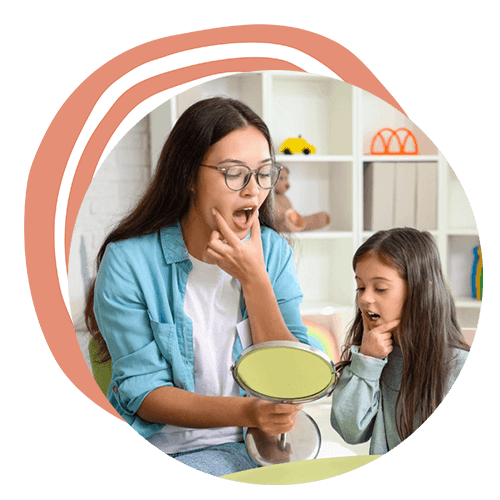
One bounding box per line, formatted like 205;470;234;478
358;290;375;307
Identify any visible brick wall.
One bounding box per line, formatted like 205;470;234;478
68;115;151;368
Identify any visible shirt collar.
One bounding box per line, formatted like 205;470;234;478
159;220;253;264
159;221;191;264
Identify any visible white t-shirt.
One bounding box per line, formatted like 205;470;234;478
146;254;243;454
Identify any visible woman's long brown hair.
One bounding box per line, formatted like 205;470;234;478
84;97;279;362
336;228;470;441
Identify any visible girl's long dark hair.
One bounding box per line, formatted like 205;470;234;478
336;227;470;441
84;97;279;362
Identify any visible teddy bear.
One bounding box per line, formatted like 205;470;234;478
274;165;330;232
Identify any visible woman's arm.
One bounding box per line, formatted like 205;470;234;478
137;386;302;436
95;241;302;434
204;209;301;344
241;269;298;344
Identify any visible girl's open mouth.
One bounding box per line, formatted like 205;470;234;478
367;312;381;322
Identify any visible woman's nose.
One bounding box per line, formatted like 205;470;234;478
241;173;261;196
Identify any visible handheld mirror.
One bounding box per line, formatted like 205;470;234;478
231;340;338;466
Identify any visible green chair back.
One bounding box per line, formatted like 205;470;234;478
88;335;112;396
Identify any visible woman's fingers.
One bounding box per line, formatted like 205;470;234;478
251;400;303;436
211;208;239;246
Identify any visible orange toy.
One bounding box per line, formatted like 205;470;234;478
370;127;418;155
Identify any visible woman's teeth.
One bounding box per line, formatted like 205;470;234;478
233;207;254;226
367;312;380;321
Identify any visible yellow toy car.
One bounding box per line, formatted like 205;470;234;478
280;136;316;155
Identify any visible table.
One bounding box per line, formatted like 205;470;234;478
222;455;380;485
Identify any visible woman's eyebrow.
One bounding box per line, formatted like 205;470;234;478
218;157;273;165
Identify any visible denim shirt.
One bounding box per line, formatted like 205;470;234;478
94;221;309;438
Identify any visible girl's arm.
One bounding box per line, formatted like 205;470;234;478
330;346;387;445
137;386;302;436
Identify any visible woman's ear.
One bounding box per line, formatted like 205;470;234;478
189;169;200;195
188;177;197;195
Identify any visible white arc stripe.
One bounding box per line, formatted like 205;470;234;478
55;41;344;309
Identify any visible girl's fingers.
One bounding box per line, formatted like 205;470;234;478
371;319;400;335
360;317;397;359
385;319;401;331
361;313;370;334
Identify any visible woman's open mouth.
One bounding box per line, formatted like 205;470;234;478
232;206;257;230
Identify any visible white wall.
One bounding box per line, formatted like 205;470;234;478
68;116;151;368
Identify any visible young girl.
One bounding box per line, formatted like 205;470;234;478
84;97;311;476
330;227;469;454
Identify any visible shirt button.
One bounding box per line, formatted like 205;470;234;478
113;386;118;393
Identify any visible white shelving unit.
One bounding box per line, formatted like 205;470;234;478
148;71;481;338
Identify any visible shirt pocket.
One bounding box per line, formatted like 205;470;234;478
149;318;189;390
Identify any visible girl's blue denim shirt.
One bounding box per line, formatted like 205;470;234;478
94;221;310;438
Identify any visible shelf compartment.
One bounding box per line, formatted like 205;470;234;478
447;165;477;232
269;73;353;156
447;234;481;300
293;237;355;312
176;72;264;119
361;89;438;156
280;161;353;232
362;161;438;232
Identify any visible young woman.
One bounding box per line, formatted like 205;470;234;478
330;227;469;454
85;97;310;476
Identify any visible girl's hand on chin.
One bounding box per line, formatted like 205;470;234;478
202;208;267;286
359;315;400;359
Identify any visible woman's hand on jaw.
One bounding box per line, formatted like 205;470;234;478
203;208;267;286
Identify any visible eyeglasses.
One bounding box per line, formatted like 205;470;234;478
200;162;283;191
